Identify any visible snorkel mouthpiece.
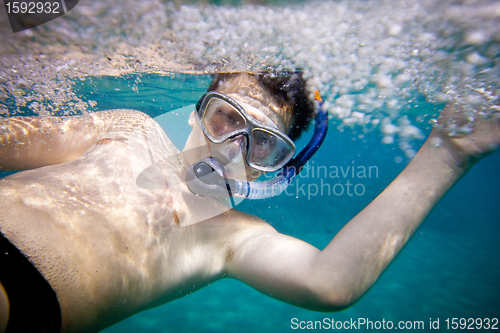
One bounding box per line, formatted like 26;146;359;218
185;91;328;200
185;157;291;200
185;158;240;198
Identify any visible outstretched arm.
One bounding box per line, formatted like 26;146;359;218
0;115;99;171
226;104;500;310
0;110;152;171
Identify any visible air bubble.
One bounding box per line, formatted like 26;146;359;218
0;0;497;156
429;136;443;148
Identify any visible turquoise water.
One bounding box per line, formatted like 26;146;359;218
65;73;499;332
1;0;499;329
0;73;498;331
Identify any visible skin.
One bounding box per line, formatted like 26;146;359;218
0;76;499;332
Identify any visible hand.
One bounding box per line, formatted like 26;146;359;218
428;102;500;169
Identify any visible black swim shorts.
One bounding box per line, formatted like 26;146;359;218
0;232;62;333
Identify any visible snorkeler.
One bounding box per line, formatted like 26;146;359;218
0;72;499;333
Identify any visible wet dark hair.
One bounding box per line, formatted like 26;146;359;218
207;71;315;141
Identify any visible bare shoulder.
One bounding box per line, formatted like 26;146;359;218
0;109;154;171
180;208;276;268
191;208;312;273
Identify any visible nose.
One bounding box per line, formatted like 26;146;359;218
219;135;247;161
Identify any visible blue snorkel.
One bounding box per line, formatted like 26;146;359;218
185;91;328;200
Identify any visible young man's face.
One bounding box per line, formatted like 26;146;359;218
183;80;287;181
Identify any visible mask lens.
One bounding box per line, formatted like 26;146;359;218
202;97;247;141
249;129;294;169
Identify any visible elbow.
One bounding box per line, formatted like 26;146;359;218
302;278;366;312
312;291;360;312
301;264;375;312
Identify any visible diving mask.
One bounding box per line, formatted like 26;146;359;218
195;92;295;172
186;90;328;201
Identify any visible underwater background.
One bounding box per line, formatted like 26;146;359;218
70;73;498;332
1;0;499;331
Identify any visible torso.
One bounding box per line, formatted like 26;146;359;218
0;111;272;332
